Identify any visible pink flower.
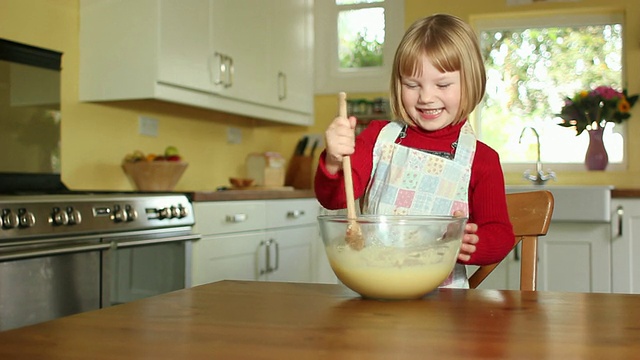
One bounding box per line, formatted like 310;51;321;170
592;86;622;100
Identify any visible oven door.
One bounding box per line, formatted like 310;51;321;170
0;238;110;331
103;229;200;306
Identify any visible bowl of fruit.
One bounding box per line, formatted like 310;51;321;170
122;146;188;191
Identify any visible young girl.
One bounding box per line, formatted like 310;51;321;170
314;14;514;288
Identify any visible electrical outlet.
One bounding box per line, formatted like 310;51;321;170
138;116;158;137
227;127;242;144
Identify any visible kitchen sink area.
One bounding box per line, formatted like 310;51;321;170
506;185;613;222
484;184;640;295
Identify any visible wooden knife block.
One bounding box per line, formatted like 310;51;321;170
285;155;312;190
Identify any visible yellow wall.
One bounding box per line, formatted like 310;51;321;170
3;0;640;191
0;0;321;192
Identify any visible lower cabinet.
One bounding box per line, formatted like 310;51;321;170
537;222;611;292
470;222;611;292
191;198;335;286
472;197;640;294
611;198;640;294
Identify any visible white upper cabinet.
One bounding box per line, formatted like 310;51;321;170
268;0;314;114
157;0;214;94
80;0;314;126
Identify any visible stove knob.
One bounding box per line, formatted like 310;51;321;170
158;207;171;219
170;206;180;218
68;209;82;225
3;211;19;229
19;211;36;228
178;206;188;218
113;208;128;223
52;209;69;226
127;209;138;221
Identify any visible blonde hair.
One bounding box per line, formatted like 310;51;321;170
389;14;486;126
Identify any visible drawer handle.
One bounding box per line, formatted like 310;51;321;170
617;205;624;237
225;213;247;223
287;210;305;219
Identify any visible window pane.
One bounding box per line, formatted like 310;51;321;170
478;24;624;164
338;8;385;69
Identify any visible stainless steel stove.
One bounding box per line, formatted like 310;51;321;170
0;193;200;332
0;193;194;242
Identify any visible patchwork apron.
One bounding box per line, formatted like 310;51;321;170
361;121;477;288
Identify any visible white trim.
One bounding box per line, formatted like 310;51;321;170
314;0;404;94
471;9;624;30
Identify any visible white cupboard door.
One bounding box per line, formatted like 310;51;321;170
611;199;640;294
265;226;314;283
210;0;270;103
158;0;214;93
537;223;611;292
268;0;313;114
191;232;265;286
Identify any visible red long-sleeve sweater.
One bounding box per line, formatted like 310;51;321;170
314;120;514;266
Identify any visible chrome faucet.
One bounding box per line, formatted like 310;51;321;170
518;127;556;185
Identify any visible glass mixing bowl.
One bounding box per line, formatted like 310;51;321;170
318;215;466;300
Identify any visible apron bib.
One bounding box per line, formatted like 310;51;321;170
362;121;477;288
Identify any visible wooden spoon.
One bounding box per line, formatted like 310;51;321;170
339;92;364;250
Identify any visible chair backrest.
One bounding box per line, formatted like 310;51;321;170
468;190;554;291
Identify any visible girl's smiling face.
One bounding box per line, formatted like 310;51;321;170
401;57;461;131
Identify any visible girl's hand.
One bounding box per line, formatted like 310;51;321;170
324;115;358;175
453;210;478;262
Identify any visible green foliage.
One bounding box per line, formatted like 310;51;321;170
482;26;622;116
479;24;624;161
340;31;383;68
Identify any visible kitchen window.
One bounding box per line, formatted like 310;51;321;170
314;0;404;94
472;10;626;172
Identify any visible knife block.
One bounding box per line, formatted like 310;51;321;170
285;155;312;190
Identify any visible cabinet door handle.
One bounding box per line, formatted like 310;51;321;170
617;205;624;237
270;239;279;273
277;71;287;101
226;56;234;88
287;210;305;219
212;52;225;86
259;240;269;275
225;213;247;223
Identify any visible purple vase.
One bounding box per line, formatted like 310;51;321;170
585;127;608;171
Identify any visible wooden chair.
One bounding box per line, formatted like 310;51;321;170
469;190;554;291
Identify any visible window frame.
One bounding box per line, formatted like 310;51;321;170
314;0;404;95
470;9;628;173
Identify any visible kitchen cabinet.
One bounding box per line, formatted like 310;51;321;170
473;221;615;293
191;198;332;285
471;221;612;292
610;198;640;294
537;222;611;292
79;0;314;126
475;186;640;294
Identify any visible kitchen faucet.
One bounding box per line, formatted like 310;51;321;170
519;127;556;185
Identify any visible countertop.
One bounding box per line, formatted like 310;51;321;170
186;187;640;202
611;188;640;198
1;280;638;359
189;189;315;202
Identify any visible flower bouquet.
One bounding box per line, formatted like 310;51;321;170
557;86;638;135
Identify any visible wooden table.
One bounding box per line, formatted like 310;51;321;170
1;281;639;359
